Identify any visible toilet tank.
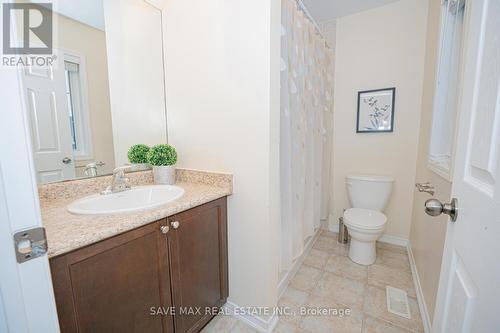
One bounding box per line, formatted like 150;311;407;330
346;174;394;211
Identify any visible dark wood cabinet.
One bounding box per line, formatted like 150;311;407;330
50;197;228;333
167;198;228;333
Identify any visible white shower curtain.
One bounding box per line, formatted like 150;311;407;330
280;0;334;273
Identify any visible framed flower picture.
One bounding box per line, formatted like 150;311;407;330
356;87;396;133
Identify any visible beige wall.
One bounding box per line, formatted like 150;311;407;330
55;13;115;176
330;0;428;239
409;0;449;321
163;0;281;317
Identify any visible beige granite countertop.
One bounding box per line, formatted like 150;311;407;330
40;169;232;258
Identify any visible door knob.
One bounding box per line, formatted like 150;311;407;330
170;221;180;229
160;225;170;234
425;198;458;222
62;157;72;164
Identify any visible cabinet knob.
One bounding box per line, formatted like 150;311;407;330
160;225;170;234
170;221;180;229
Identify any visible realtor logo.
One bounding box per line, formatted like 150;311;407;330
2;3;53;55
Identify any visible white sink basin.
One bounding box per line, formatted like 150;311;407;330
67;185;185;215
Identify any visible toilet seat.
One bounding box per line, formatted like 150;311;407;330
343;208;387;230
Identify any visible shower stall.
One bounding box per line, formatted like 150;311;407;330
279;0;335;278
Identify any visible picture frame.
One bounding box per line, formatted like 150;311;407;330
356;87;396;133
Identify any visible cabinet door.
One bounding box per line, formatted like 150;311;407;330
168;198;228;333
50;220;174;333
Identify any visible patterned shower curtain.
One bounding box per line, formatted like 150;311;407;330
280;0;334;274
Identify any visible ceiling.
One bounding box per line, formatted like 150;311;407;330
301;0;400;23
37;0;105;30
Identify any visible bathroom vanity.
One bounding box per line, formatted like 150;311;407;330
40;170;232;333
16;1;232;331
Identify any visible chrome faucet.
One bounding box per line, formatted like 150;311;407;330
101;166;132;195
84;161;105;177
84;163;98;177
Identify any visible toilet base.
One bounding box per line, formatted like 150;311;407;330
348;238;377;265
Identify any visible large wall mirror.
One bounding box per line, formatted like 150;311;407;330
22;0;167;184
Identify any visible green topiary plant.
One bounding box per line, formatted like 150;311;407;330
127;144;150;164
147;144;177;166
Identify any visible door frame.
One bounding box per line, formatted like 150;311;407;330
0;1;60;330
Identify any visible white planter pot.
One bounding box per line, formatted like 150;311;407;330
152;166;176;185
130;163;150;172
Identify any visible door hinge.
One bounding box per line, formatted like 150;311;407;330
13;227;48;263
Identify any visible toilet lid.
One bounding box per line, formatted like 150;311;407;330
343;208;387;230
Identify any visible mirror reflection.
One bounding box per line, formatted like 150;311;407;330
23;1;167;184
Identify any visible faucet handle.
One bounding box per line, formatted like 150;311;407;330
101;166;133;195
123;178;131;188
112;166;132;180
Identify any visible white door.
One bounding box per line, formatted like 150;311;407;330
432;0;500;332
22;57;76;184
0;61;60;332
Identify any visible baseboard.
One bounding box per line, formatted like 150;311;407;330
223;301;279;333
223;228;321;333
407;242;432;333
277;228;321;297
378;234;409;247
328;212;410;248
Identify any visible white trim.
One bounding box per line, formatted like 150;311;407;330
428;154;453;181
224;228;321;333
427;160;453;182
223;301;279;333
278;228;321;297
61;49;94;161
378;234;409;247
407;242;432;333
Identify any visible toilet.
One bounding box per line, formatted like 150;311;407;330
343;174;394;265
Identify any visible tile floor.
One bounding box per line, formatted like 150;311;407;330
202;230;423;333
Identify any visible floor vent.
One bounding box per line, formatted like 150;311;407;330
386;286;411;319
